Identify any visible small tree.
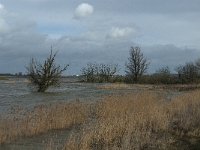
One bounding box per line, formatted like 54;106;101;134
125;46;149;83
26;49;68;92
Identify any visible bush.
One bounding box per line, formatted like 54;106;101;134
26;49;68;92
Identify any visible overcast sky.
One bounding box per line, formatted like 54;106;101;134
0;0;200;75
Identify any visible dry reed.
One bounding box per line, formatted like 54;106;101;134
1;89;200;150
65;90;200;150
0;101;90;144
97;83;154;90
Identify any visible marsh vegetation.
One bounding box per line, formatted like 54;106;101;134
0;84;200;149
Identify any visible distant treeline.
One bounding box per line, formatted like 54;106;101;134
0;72;25;77
81;46;200;84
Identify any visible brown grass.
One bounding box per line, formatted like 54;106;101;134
0;101;90;144
160;84;200;91
65;90;200;150
97;83;154;90
1;89;200;149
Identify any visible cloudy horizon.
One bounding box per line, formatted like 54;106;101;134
0;0;200;75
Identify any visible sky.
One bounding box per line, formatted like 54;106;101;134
0;0;200;75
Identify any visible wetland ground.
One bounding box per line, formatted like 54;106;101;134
0;77;200;150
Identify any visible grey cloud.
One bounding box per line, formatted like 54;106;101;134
4;0;200;20
0;0;200;75
1;23;200;75
143;45;200;73
0;6;51;74
93;0;200;14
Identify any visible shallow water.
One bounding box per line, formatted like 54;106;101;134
0;77;183;114
0;77;184;150
0;77;138;114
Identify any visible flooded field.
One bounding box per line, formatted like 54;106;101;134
0;77;135;114
0;77;188;150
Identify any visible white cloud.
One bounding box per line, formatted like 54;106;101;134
74;3;94;19
0;3;4;10
107;27;136;39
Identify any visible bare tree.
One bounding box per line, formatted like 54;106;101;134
26;49;68;92
81;63;97;82
98;64;118;82
81;63;118;82
125;46;149;83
